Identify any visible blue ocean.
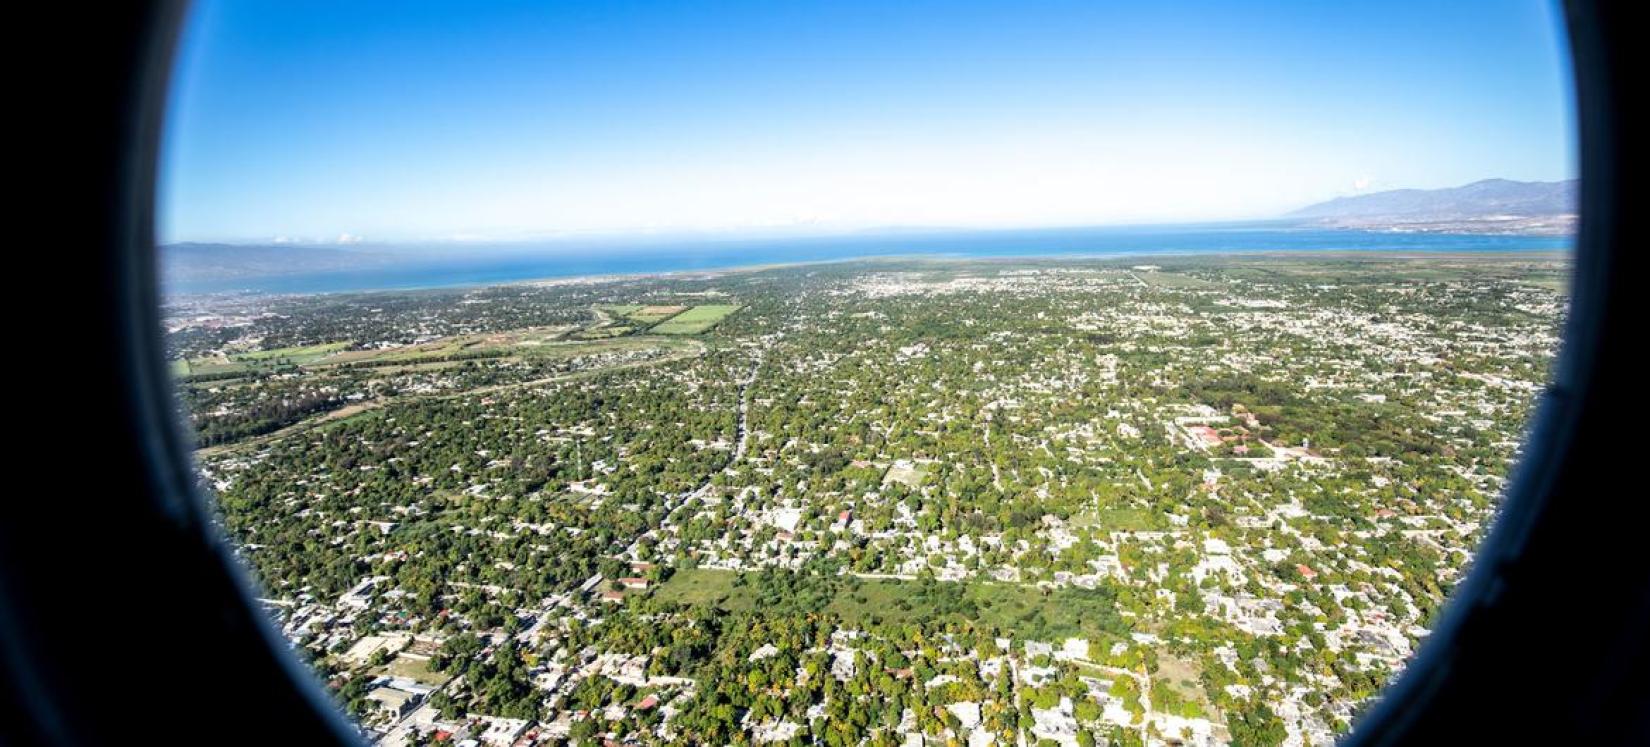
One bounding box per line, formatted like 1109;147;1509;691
170;222;1571;296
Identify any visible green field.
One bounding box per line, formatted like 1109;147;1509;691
1071;508;1159;532
178;327;625;380
881;462;930;488
180;341;354;377
177;305;735;382
571;326;633;340
234;341;353;362
599;304;644;317
652;568;1134;642
378;654;450;686
649;304;742;334
1137;271;1217;289
596;303;699;326
627;305;691;324
650;568;751;609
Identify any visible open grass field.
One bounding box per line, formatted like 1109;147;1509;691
181;325;625;379
1072;508;1159;532
181;341;354;376
650;304;742;334
625;305;690;324
571;326;632;339
1520;275;1570;292
1183;252;1571;290
330;335;695;377
1153;653;1215;718
649;568;753;610
235;341;353;362
176;300;738;379
596;303;696;326
379;654;450;686
881;462;930;488
598;304;644;317
1136;271;1218;289
652;568;1135;643
194;335;707;455
321;338;479;364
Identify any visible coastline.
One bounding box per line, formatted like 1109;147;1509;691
164;235;1574;301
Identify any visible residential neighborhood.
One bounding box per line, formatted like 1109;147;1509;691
173;254;1565;746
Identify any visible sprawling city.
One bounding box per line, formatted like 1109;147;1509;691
167;252;1566;747
137;0;1586;742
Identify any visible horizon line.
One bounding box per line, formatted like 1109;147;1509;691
161;176;1579;249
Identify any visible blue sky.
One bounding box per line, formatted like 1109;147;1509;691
160;0;1575;245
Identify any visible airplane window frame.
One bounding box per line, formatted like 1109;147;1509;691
2;1;1640;744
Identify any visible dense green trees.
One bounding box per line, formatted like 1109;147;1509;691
176;254;1562;743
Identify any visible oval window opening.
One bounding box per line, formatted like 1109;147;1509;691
159;3;1576;745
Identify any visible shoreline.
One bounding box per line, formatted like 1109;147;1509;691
165;245;1574;302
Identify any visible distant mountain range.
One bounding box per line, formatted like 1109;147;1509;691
160;178;1576;289
1289;178;1577;235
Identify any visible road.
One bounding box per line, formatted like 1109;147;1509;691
623;349;763;560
